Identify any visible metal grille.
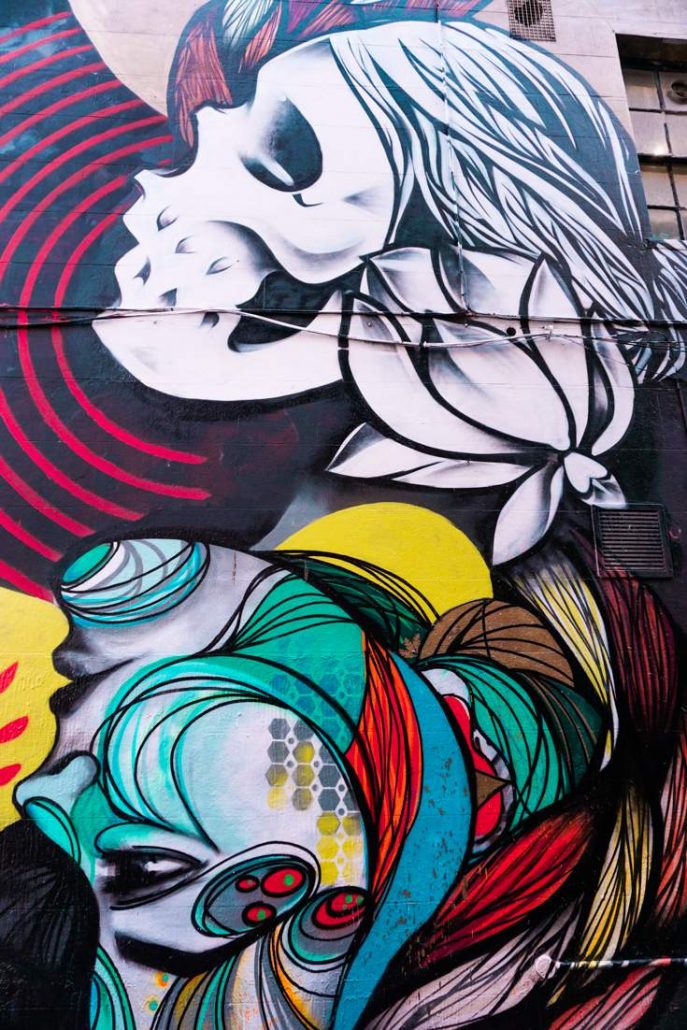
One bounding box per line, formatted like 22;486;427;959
592;506;673;578
507;0;556;43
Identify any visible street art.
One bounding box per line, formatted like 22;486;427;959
5;503;685;1029
0;1;686;1029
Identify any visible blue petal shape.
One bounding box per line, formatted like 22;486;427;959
59;538;209;626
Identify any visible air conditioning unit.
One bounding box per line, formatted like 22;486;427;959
507;0;556;43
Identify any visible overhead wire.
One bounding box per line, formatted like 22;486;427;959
1;303;684;368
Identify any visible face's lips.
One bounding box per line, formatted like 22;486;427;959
49;664;130;719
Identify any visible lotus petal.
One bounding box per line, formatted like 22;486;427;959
589;324;635;456
462;250;535;317
427;333;572;450
395;459;530;489
492;465;565;565
584;473;626;509
525;258;580;321
327;424;439;479
328;424;530;488
531;335;592;447
363;247;459;315
346;301;532;458
563;452;609;495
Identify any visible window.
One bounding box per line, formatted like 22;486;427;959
507;1;556;44
620;38;687;241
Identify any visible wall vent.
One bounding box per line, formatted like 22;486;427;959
592;506;673;579
507;0;556;43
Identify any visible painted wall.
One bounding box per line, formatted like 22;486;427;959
0;1;686;1027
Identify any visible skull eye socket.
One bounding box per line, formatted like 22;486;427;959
241;98;322;194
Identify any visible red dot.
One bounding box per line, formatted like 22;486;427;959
0;664;18;695
236;877;259;893
312;890;366;930
243;903;277;926
262;867;305;897
0;763;21;787
0;716;28;744
329;891;365;915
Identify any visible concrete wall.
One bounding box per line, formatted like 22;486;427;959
479;0;687;128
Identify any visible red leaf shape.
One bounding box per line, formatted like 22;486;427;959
551;967;662;1030
0;716;28;744
345;638;423;903
598;572;678;740
0;764;21;786
0;663;18;695
656;710;687;925
412;807;595;966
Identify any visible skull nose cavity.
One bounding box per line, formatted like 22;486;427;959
175;236;196;255
157;205;178;231
134;258;151;285
207;256;234;276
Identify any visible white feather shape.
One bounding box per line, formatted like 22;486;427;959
328;424;528;488
334;250;636;564
492;465;565;566
346;300;533;458
221;0;277;47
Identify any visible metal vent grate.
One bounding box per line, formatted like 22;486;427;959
507;0;556;42
592;506;673;578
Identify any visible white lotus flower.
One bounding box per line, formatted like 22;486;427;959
329;248;634;564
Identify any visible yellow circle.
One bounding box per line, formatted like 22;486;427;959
277;503;491;618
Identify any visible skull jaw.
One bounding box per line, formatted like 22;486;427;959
94;293;344;401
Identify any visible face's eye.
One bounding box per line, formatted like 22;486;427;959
99;848;202;906
241;98;322;193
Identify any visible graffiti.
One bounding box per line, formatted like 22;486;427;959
6;503;685;1029
0;1;685;1028
93;2;687;565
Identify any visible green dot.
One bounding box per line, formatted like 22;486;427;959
258;909;267;920
345;894;353;904
284;874;295;886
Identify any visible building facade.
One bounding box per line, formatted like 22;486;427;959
0;1;685;1027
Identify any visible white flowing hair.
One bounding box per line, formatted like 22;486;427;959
329;19;686;380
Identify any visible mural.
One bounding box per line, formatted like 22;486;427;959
0;1;686;1028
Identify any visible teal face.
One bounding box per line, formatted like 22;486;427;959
17;539;370;1029
16;535;477;1030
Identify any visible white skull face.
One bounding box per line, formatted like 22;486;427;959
96;37;396;400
